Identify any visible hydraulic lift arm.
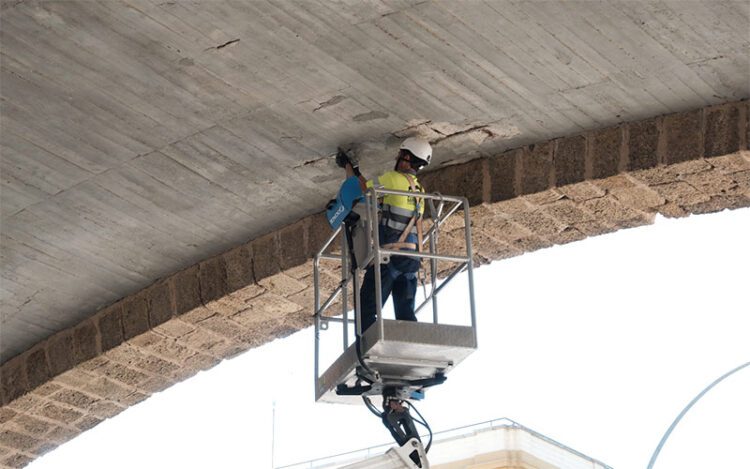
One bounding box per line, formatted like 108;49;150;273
356;393;431;469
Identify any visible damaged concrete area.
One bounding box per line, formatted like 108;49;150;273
394;119;524;166
1;100;748;467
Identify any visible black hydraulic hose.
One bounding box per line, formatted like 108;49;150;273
354;332;376;379
362;396;382;418
353;306;377;381
407;400;433;453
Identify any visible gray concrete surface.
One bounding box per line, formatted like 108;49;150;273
1;0;749;363
0;95;748;466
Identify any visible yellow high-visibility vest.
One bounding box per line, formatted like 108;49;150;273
368;171;425;233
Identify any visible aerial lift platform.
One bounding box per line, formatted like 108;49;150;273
313;184;478;468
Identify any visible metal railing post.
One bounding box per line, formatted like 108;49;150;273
462;198;478;342
429;225;439;324
341;231;349;351
369;188;384;340
313;255;320;389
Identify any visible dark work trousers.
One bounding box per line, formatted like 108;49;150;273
359;225;419;333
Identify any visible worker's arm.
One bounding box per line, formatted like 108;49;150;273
344;162;356;178
344;162;367;192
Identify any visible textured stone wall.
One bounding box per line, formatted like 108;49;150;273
1;100;748;468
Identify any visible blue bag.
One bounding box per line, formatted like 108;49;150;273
326;176;364;229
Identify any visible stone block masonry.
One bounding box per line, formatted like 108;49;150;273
1;100;749;468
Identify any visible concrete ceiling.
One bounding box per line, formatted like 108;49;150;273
1;0;749;363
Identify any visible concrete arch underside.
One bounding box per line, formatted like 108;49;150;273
0;101;749;467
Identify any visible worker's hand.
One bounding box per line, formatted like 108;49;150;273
335;148;351;168
337;147;360;168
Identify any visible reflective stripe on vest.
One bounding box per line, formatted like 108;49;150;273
382;210;415;232
381;205;417;233
367;171;424;234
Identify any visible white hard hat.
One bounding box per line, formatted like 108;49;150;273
400;137;432;166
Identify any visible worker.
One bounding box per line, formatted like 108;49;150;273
337;137;432;332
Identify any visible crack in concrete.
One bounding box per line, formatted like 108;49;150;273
392;120;432;138
205;38;240;51
215;38;240;50
19;290;41;310
312;95;346;112
352;0;430;24
687;55;725;66
431;124;491;144
292;155;331;169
